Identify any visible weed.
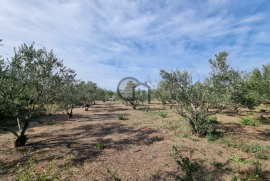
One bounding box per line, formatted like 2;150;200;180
132;122;141;125
182;133;188;138
225;167;232;171
238;116;259;126
117;114;125;120
260;115;266;120
260;109;266;112
208;116;218;123
158;111;167;118
15;154;86;181
246;112;253;115
254;160;262;177
172;146;201;181
205;132;219;142
107;169;121;181
226;113;234;117
200;157;208;162
212;159;222;167
217;150;223;156
204;170;212;181
240;144;249;153
95;143;105;149
226;156;246;164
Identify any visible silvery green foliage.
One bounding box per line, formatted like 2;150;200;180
0;42;76;146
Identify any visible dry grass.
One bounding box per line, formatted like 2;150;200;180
0;102;270;180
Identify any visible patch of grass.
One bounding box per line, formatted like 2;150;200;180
240;144;250;153
208;116;218;123
225;167;232;171
95;143;105;149
260;115;266;120
226;156;247;164
132;122;142;125
226;113;234;117
205;132;220;142
117;113;125;120
212;159;222;167
107;169;121;181
260;109;266;112
182;133;188;138
172;146;201;181
200;157;208;162
218;138;237;148
158;111;167;118
15;154;86;181
217;150;223;156
246;112;254;115
238;116;259;126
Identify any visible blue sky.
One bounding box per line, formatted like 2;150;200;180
1;0;270;91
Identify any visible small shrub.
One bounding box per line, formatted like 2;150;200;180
213;160;222;167
173;146;201;180
95;143;105;149
200;157;208;162
254;160;262;177
117;114;125;120
205;131;220;142
158;112;167;118
255;150;267;160
218;138;237;148
208;116;218;123
260;115;266;120
246;112;253;115
227;113;234;117
238;116;258;126
182;133;188;138
240;144;250;153
226;156;246;163
260;109;266;112
217;150;223;156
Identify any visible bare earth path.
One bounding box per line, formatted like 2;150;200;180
0;102;270;180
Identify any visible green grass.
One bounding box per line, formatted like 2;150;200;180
117;113;125;120
226;156;247;164
208;116;218;123
158;111;167;118
200;157;208;162
95;143;105;149
226;113;234;117
246;112;254;115
238;116;259;126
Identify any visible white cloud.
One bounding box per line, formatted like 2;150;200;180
1;0;270;90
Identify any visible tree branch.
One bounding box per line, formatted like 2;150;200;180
0;126;19;137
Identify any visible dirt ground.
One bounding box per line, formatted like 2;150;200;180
0;102;270;181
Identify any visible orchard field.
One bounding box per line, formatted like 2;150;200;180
1;101;270;181
1;43;270;181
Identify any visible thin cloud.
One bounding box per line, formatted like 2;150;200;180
0;0;270;90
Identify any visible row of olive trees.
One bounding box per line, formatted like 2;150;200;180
0;42;113;147
157;50;269;137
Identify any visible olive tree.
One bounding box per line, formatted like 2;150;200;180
0;42;76;147
208;51;258;112
159;68;216;137
78;81;98;111
57;81;80;119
